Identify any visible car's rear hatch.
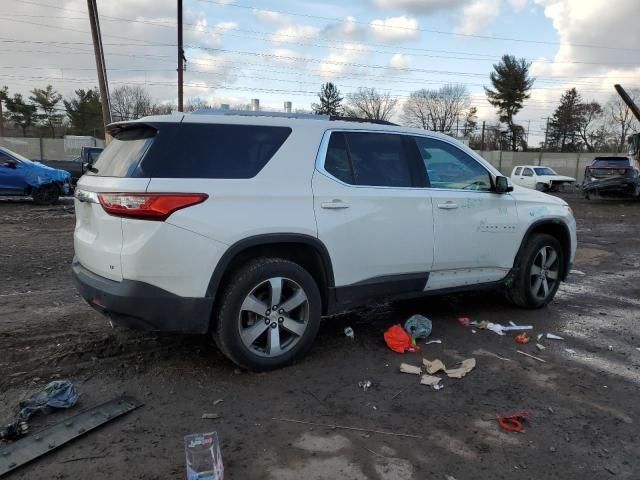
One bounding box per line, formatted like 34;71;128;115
74;124;157;281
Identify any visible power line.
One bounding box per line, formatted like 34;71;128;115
196;0;640;52
2;10;638;68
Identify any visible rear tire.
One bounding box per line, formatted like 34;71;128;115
32;184;60;205
213;258;322;371
507;234;564;309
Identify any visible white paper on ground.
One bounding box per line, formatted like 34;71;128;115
399;363;421;375
445;358;476;379
422;358;446;374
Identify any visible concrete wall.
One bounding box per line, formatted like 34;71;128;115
0;136;621;183
477;151;622;183
0;137;105;161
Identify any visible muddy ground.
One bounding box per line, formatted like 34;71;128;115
1;192;639;480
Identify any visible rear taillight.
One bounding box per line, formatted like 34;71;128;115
98;193;208;221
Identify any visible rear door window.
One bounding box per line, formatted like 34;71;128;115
514;167;522;175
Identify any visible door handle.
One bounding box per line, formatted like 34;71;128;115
437;201;459;210
321;200;350;209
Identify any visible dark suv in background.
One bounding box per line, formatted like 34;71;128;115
582;156;640;199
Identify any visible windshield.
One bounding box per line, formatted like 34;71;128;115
534;167;556;176
0;148;33;164
592;157;630;167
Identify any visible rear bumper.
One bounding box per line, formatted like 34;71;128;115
72;258;213;334
582;177;638;195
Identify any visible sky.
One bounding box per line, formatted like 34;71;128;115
1;0;639;145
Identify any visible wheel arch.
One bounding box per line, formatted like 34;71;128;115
206;234;335;322
514;219;572;281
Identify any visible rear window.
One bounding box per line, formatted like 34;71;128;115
592;157;630;167
88;126;155;177
142;123;291;179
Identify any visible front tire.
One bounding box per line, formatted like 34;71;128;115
32;184;60;205
213;258;322;371
507;234;564;309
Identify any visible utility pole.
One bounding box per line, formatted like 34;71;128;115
86;0;111;138
480;121;486;151
526;120;531;147
543;117;550;151
177;0;184;112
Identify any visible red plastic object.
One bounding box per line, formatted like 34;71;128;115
457;315;471;327
384;325;420;353
498;412;530;432
515;332;530;344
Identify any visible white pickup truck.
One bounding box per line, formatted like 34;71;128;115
510;166;575;191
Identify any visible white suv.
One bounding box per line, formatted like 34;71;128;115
72;111;577;370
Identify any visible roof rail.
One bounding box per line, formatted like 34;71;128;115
191;109;329;120
329;116;398;126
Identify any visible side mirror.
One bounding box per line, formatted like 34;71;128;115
4;159;18;169
494;176;513;194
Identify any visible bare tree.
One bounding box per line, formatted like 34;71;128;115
185;97;210;112
576;100;603;152
344;88;397;121
606;89;639;152
401;84;471;134
110;85;154;121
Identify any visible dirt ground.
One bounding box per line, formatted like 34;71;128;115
1;192;639;480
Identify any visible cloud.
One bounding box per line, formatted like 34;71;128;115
271;24;321;44
509;0;529;11
269;48;305;65
531;0;639;76
388;53;410;70
253;9;290;25
371;0;469;14
318;43;371;79
321;16;367;42
456;0;501;35
370;16;419;42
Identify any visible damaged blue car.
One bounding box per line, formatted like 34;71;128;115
0;146;72;205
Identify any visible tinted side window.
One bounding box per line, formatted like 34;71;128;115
325;132;354;184
523;168;533;177
143;124;291;179
413;137;491;191
344;132;413;187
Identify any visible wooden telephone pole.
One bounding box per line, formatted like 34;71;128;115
87;0;111;138
177;0;184;112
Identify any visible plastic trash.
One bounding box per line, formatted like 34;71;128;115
404;315;432;339
546;333;564;341
344;326;354;340
18;380;79;422
457;315;471;327
515;332;530;344
384;325;420;353
358;380;372;391
185;432;224;480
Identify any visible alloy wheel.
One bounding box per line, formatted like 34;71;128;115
529;246;560;301
238;277;309;358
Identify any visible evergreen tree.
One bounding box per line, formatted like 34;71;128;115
30;85;63;138
64;88;104;137
548;88;583;152
311;83;343;116
485;55;534;151
4;93;37;137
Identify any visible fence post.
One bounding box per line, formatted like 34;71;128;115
575;152;581;182
538;150;543;166
499;150;503;173
39;137;44;161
